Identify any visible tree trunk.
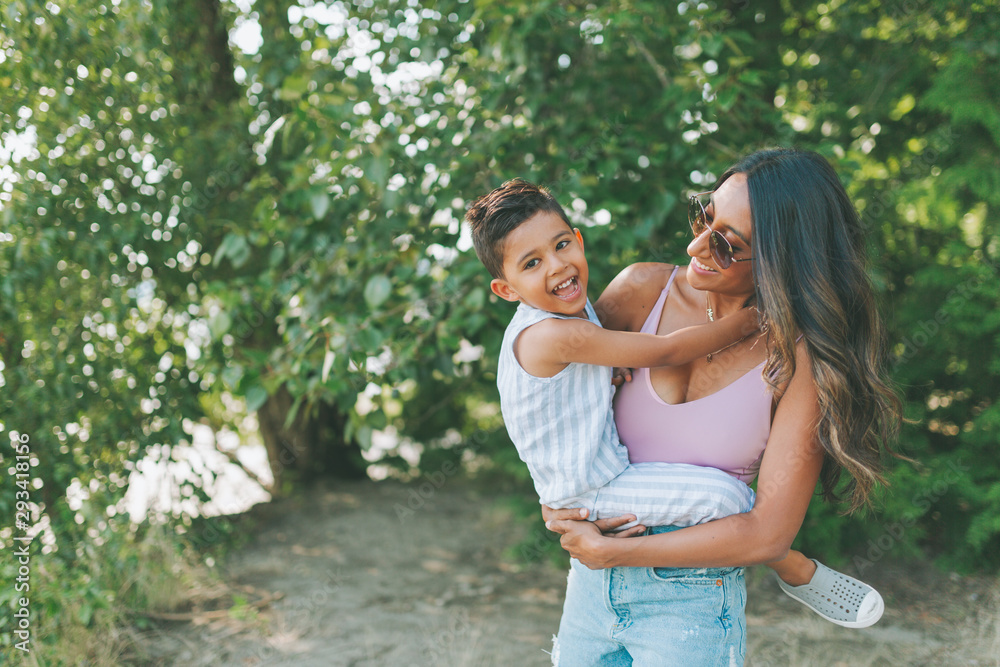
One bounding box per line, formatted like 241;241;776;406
256;385;367;494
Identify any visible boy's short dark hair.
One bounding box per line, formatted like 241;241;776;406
465;178;571;279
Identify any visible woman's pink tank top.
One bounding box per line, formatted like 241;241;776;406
613;267;772;484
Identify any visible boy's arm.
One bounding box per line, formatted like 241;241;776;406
518;307;758;372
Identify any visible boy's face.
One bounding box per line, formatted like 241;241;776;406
490;210;589;318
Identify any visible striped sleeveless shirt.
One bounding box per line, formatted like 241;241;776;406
497;300;630;506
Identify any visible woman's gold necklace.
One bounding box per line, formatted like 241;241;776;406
705;293;752;363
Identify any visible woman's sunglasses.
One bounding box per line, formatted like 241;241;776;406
688;191;754;270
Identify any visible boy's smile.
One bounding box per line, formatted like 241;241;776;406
490;210;589;317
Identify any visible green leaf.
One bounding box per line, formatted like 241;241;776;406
364;155;389;191
208;310;232;338
245;385;268;412
463;287;486;310
221;364;244;390
356;425;373;451
213;232;252;268
311;192;330;219
363;275;392;308
321;345;335;383
79;603;93;626
270;244;286;267
277;72;311;100
716;87;738;111
703;34;724;58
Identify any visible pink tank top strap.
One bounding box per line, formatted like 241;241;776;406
639;266;679;335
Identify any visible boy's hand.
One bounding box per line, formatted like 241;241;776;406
544;518;620;569
733;305;761;336
541;506;646;538
611;367;633;387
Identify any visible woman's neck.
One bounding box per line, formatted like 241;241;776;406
706;290;753;320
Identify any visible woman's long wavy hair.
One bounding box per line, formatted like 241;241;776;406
719;148;903;512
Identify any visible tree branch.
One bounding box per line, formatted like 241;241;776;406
629;36;671;90
212;433;273;492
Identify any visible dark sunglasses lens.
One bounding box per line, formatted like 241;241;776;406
709;231;734;269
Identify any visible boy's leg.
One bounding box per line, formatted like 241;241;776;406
766;549;816;586
590;462;885;629
769;550;885;628
590;461;755;529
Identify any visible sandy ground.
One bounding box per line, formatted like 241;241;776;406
135;478;1000;666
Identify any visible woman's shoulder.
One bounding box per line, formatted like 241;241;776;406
595;262;676;332
773;335;815;399
618;261;677;285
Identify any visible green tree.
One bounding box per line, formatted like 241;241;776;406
0;0;258;657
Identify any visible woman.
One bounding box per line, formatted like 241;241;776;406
544;148;902;665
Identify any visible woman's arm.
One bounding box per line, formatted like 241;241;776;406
546;340;825;569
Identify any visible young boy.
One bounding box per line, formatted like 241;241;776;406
466;178;884;629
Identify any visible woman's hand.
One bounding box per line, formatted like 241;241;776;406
540;506;644;569
545;517;618;569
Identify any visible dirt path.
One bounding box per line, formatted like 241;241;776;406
138;478;999;666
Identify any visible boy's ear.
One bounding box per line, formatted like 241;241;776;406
490;278;520;303
574;228;584;250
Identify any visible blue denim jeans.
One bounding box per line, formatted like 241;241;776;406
552;526;747;666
